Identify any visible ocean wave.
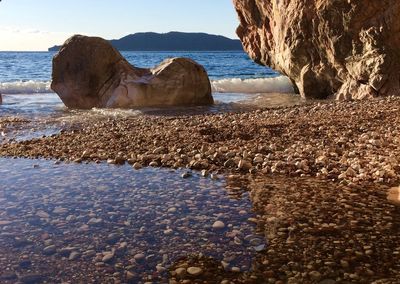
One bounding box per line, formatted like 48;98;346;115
1;76;295;95
211;76;294;94
0;80;53;94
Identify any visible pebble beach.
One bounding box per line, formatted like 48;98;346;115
2;96;399;185
0;96;399;283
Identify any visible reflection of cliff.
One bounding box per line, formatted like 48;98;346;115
48;32;243;52
233;0;400;100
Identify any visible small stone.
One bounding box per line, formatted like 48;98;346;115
387;186;400;206
254;244;266;252
231;267;241;273
19;260;32;269
210;174;219;180
156;265;166;273
102;253;114;263
36;211;50;218
133;162;143;170
134;253;145;261
340;260;349;268
106;233;120;245
187;266;203;276
309;271;321;280
175;267;187;278
149;161;159;167
221;261;230;270
224;159;236;168
212;221;225;229
69;251;81;261
43;245;56;255
238;159;252;171
126;271;136;280
87;218;103;225
168;207;177;213
53;207;68;214
181;172;192;178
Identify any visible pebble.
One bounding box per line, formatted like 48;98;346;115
212;220;225;229
387;186;400;205
254;244;266;252
36;210;50;218
133;162;142;170
309;271;322;280
181;172;192;178
69;251;81;261
43;245;56;255
187;266;203;276
168;207;177;213
134;253;145;261
102;253;114;263
175;267;187;278
126;271;136;280
231;267;241;273
19;260;32;269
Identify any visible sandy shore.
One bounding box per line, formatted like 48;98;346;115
1;97;400;283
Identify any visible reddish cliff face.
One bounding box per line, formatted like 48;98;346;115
233;0;400;100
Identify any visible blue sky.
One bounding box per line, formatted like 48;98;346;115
0;0;240;51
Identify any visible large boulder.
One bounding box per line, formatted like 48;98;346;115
233;0;400;100
51;35;213;109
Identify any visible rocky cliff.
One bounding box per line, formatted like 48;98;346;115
233;0;400;100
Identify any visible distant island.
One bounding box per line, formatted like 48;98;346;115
48;32;244;52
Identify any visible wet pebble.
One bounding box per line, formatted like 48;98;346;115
187;266;203;276
212;221;225;230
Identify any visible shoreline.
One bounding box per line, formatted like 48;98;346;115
1;96;399;186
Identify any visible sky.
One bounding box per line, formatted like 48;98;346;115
0;0;240;51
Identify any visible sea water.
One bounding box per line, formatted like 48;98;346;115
0;51;296;111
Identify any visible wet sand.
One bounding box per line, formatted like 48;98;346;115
1;96;400;283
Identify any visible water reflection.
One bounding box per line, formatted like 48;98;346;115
0;158;265;283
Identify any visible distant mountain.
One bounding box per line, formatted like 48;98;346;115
48;32;244;52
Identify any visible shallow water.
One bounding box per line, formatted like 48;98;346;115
0;92;304;142
0;158;265;282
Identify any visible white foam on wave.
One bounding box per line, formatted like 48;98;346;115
0;80;53;94
91;108;143;117
0;77;295;96
211;76;294;94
